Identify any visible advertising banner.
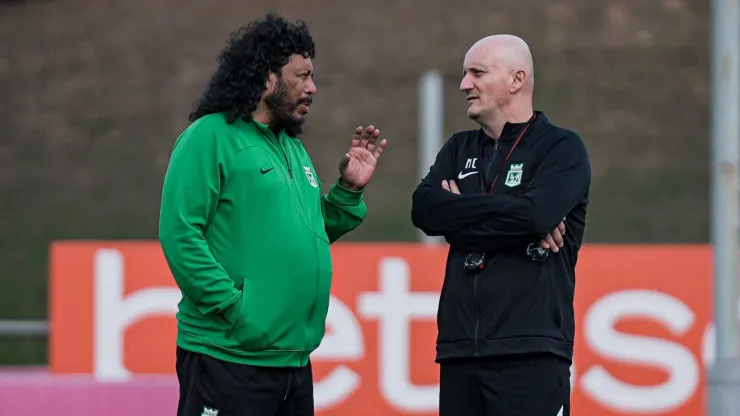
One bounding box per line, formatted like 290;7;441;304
50;242;714;415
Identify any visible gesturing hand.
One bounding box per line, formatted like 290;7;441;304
339;125;388;190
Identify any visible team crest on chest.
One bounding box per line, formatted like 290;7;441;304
201;406;219;416
504;163;524;187
303;165;318;188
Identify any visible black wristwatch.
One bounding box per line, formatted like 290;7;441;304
464;252;487;272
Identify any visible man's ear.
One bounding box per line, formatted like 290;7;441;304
510;70;526;93
264;72;278;92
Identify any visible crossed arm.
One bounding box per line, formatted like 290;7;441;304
411;134;591;252
441;179;567;252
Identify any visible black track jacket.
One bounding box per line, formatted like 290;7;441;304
411;111;591;363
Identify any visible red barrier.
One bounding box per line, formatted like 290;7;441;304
50;242;715;415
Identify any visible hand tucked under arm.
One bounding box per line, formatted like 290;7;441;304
411;139;509;235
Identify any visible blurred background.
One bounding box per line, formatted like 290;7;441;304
0;0;713;414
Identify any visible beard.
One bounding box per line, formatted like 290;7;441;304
264;78;312;137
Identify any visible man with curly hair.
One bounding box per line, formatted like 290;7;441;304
158;13;388;416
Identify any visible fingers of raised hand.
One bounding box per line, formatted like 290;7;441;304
364;127;380;152
442;180;450;191
350;126;366;148
351;126;386;162
373;138;387;159
353;125;375;148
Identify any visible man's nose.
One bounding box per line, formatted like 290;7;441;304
460;76;473;92
305;78;317;95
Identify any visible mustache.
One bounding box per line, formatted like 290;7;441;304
297;97;313;106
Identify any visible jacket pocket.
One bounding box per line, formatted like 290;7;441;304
223;281;274;352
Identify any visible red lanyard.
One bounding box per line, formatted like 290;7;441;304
486;115;535;194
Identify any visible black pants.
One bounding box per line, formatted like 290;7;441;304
439;353;570;416
176;347;314;416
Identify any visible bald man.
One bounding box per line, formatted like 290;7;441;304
411;35;591;416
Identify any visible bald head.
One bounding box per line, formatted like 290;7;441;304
460;34;536;137
466;34;534;89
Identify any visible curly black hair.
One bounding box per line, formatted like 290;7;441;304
189;13;316;124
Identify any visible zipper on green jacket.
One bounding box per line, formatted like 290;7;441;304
257;123;324;363
256;121;293;179
275;134;293;179
273;132;321;363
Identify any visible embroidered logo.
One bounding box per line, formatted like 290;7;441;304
303;165;318;188
504;163;524;187
201;406;219;416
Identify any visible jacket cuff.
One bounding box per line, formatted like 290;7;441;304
328;178;364;206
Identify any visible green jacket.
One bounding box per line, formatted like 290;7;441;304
158;113;366;367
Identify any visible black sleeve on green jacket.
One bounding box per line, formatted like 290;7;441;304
444;133;591;252
158;120;242;318
321;178;367;243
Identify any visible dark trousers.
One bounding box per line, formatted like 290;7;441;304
439;353;571;416
176;347;314;416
